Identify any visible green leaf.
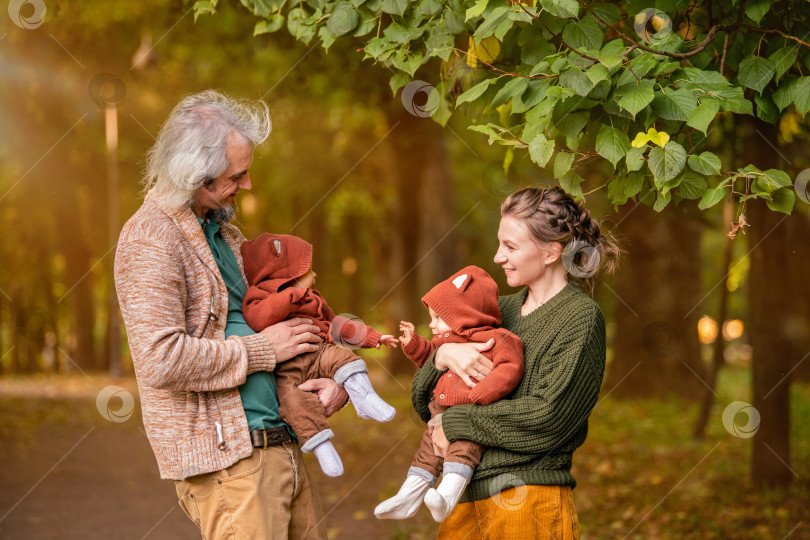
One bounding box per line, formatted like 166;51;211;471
193;1;217;21
561;17;603;52
254;14;284;35
473;6;510;43
466;0;488;20
392;48;423;77
560;170;584;198
381;0;408;16
456;78;496;106
491;77;529;108
687;152;721;176
595;125;631;167
687;99;720;134
769;47;796;83
586;63;609;85
759;169;792;191
326;2;359;36
426;28;454;60
469;123;505;144
364;37;395;60
651;88;697;121
653;189;671;212
287;7;316;44
745;0;770;24
795;77;810;115
389;71;411;96
626;146;646;171
755;91;780;124
698;185;727;209
553;111;589;139
554;151;575;179
559;69;594;97
615;80;655;118
738;56;776;93
766;188;795;213
540;0;580;18
720;97;754;115
676;171;708;199
529;134;556;167
597;51;622;70
648;141;687;182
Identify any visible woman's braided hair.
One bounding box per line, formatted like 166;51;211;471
500;186;620;294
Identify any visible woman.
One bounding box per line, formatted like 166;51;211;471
411;186;619;539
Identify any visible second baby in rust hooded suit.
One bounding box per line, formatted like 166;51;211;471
375;266;524;522
241;233;395;477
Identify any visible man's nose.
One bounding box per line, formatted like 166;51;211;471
239;174;252;190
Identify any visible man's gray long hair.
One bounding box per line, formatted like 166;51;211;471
142;90;272;209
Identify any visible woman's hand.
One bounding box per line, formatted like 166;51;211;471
435;340;495;388
259;318;323;362
297;378;349;417
428;413;449;458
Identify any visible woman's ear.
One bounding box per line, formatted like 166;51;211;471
545;242;563;265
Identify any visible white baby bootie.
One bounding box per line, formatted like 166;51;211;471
423;463;473;522
374;469;435;520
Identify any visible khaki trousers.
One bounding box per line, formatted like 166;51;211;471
437;485;580;540
174;442;327;540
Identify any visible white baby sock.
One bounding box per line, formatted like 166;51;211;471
423;463;473;522
300;429;343;477
374;469;435;520
342;372;395;422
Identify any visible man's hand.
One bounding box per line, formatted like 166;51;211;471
378;335;399;349
259;318;322;363
298;378;349;417
435;340;495;388
398;321;416;347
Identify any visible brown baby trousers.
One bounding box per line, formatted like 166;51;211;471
412;400;485;478
275;342;360;445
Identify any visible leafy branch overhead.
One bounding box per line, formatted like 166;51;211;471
195;0;810;214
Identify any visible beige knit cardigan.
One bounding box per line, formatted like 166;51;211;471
114;195;276;480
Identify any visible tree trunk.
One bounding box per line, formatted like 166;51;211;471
743;118;793;488
606;199;706;399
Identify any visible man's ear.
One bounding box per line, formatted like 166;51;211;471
546;242;563;265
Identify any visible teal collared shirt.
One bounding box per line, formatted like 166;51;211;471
197;215;289;433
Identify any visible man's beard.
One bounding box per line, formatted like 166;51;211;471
209;204;237;223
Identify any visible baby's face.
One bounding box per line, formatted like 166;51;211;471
428;307;453;336
294;268;317;289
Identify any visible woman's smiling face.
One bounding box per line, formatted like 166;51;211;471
494;216;549;288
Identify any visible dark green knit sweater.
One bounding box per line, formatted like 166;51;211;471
411;281;606;503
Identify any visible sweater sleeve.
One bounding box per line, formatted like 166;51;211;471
115;238;276;393
402;333;435;368
410;351;446;423
466;330;524;405
327;315;382;349
242;284;300;332
441;306;606;454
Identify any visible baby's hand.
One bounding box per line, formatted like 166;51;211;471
399;321;415;347
378;335;399;349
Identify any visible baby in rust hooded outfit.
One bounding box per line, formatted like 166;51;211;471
374;265;524;522
241;233;397;477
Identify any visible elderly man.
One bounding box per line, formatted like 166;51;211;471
114;90;345;539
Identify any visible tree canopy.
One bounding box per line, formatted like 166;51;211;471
195;0;810;214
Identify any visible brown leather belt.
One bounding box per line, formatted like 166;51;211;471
250;426;293;448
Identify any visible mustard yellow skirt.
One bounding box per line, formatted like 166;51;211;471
437;485;580;540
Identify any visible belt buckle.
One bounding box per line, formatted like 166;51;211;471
262;430;268;448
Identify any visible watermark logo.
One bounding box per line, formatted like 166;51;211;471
722;401;760;438
330;313;370;350
401;80;440;118
488;473;528;511
88;73;127;110
96;385;135;423
641;321;681;358
561;239;600;278
795;168;810;205
633;9;673;43
8;0;46;29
